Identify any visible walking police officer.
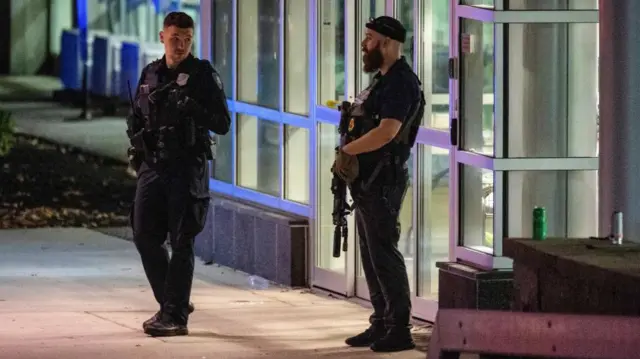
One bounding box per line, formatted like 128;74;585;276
126;12;230;337
332;16;424;352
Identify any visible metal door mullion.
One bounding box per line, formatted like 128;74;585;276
456;5;599;24
494;10;599;23
456;150;495;170
493;157;599;171
494;22;505;158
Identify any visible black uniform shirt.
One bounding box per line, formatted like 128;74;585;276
358;56;422;177
126;53;231;140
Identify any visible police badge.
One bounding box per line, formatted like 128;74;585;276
177;73;190;86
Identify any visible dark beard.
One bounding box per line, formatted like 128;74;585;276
363;47;383;73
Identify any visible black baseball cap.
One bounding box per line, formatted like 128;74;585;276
365;16;407;43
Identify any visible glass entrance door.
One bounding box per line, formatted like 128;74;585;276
352;0;455;323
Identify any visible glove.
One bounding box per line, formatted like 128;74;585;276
331;147;359;184
149;82;178;104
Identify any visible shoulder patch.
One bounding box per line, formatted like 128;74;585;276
198;59;223;89
211;70;223;90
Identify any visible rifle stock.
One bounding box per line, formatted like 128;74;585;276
331;101;354;258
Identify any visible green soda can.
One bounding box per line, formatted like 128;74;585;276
533;207;547;241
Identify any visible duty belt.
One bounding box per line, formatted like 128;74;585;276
359;154;407;193
143;126;187;164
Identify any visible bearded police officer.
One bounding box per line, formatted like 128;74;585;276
126;12;230;337
333;16;424;352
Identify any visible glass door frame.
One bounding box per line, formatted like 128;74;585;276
311;0;358;297
353;0;458;323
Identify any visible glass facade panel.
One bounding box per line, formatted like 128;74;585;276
237;114;281;196
212;0;234;98
422;0;450;129
237;0;280;109
317;123;347;272
284;125;310;204
397;0;415;68
460;19;494;156
507;23;598;158
356;0;386;93
195;0;602;323
506;0;598;10
460;165;494;254
506;170;598;239
419;145;450;298
213;124;233;183
285;0;310;115
318;0;345;107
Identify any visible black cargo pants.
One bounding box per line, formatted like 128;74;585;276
353;168;412;330
130;156;210;325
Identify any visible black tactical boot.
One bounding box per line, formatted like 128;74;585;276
370;327;416;352
143;318;188;337
142;302;194;330
345;324;387;347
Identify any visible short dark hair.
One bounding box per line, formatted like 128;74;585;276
163;12;194;29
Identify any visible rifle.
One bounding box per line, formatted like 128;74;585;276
332;101;355;258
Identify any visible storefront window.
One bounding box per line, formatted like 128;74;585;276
284;126;310;204
212;0;233;98
237;0;280;109
285;0;310;114
237;114;281;197
318;0;345;107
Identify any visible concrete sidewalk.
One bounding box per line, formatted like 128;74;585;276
0;229;429;358
1;101;130;163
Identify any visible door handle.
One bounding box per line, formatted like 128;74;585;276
450;117;458;147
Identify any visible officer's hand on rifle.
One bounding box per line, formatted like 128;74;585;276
149;82;179;104
332;147;359;184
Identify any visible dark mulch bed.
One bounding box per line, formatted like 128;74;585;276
0;134;136;229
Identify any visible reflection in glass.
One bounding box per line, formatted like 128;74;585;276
285;0;310;115
356;0;386;93
399;153;415;292
461;0;494;8
460;19;494;156
237;115;281;196
461;165;493;253
507;23;598;158
284;125;310;204
507;170;597;239
419;0;450;129
397;0;415;69
213;119;233;183
506;0;598;10
419;146;450;298
237;0;280;109
211;0;233;98
318;0;345;107
317;123;353;272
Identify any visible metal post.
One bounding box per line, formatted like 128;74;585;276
599;0;640;242
73;0;92;121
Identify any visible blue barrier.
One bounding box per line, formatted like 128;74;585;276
60;29;81;90
91;35;109;96
120;41;141;102
119;42;164;101
92;34;132;98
